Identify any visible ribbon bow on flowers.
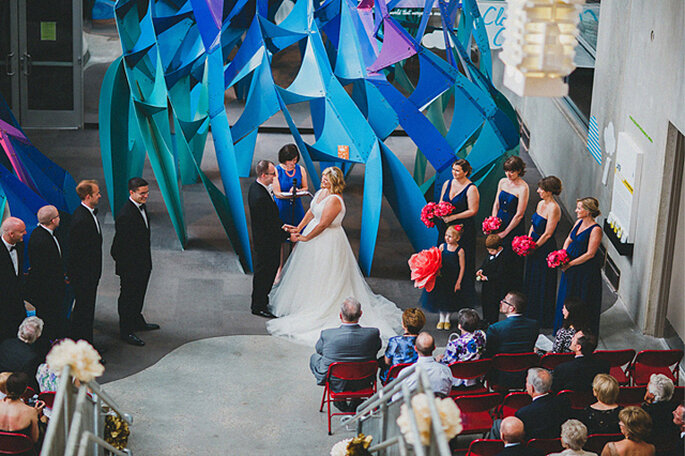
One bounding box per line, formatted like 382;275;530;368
408;247;442;292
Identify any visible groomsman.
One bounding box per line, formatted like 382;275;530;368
0;217;27;342
67;180;103;344
27;205;67;343
248;160;293;318
111;177;160;346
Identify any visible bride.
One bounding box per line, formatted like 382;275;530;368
267;166;403;346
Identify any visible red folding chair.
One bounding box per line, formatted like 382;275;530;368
0;431;37;455
540;352;575;370
673;386;684;404
527;438;563;454
557;389;595;410
319;361;377;435
594;349;635;385
629;349;683;386
465;439;504;456
495;392;531;418
584;433;623;454
453;393;501;436
616;386;646;407
383;362;413;386
487;353;539;392
37;391;56;409
19;387;35;404
448;358;492;397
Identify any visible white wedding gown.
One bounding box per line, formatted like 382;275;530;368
267;190;403;346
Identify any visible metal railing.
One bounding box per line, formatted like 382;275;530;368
41;366;133;456
333;365;452;456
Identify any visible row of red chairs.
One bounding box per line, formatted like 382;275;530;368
463;434;623;456
0;432;36;456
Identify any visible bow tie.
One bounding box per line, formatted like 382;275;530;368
93;208;99;215
9;245;16;252
139;204;146;212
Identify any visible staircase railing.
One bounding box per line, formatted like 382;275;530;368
333;364;452;456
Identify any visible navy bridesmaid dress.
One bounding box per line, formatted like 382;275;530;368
420;244;463;313
275;165;305;226
524;212;557;328
497;190;525;287
436;180;476;307
554;222;602;335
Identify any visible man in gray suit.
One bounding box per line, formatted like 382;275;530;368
310;297;381;411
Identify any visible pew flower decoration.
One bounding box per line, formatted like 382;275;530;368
512;235;537;257
420;202;455;228
408;247;442;292
46;338;104;383
330;434;373;456
546;249;571;269
482;216;502;234
396;394;462;446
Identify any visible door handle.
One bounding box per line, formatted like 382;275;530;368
5;52;14;76
21;53;32;76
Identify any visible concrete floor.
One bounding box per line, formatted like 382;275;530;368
16;24;682;455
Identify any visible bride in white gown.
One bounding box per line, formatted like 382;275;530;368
267;166;403;346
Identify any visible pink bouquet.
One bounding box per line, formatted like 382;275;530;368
512;235;537;257
482;216;502;234
420;202;455;228
408;247;442;292
546;249;570;269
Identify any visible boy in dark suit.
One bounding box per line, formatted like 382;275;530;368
477;234;512;326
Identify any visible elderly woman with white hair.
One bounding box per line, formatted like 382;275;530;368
0;317;44;391
642;373;679;448
549;419;598;456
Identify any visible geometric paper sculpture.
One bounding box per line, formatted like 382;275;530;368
100;0;519;275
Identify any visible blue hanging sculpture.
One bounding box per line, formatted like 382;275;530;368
100;0;519;275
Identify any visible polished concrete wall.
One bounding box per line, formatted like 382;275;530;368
492;0;685;336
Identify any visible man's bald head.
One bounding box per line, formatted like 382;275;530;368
1;217;26;244
500;416;525;444
37;205;59;228
415;331;435;356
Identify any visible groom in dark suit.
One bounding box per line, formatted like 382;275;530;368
248;160;292;318
111;177;160;346
310;298;382;411
67;180;103;344
0;217;27;342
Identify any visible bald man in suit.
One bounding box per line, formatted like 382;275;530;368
0;217;27;342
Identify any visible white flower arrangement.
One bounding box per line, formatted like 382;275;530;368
330;438;352;456
46;339;104;383
396;393;462;446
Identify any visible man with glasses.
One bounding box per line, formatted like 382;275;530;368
485;291;539;388
248;160;295;318
27;205;68;344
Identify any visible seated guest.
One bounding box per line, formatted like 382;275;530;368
579;374;622;435
642;373;679;448
515;367;563;440
672;405;684;456
0;317;44;391
549;419;597;456
309;298;381;411
402;332;453;398
485;291;539;389
379;308;425;383
552;297;588;353
437;308;486;387
552;331;608;393
495;416;544;456
0;373;43;444
601;407;655;456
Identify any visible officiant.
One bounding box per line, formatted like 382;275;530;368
272;144;310;282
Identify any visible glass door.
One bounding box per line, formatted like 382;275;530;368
18;0;82;128
0;0;19;112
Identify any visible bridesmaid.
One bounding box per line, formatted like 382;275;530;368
438;159;480;307
554;197;603;335
272;144;309;282
524;176;562;328
491;156;529;287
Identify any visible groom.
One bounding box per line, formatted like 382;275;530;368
248;160;294;318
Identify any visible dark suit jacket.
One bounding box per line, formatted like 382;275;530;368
643;400;680;447
480;250;512;298
247;181;288;254
67;204;102;285
515;393;563;440
27;225;66;305
495;444;544;456
0;241;25;341
310;324;381;392
0;338;41;389
485;315;539;357
111;200;151;276
551;355;609;393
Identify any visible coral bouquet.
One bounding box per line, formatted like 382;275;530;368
512;235;537;257
420;202;455;228
546;249;570;269
482;216;502;234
